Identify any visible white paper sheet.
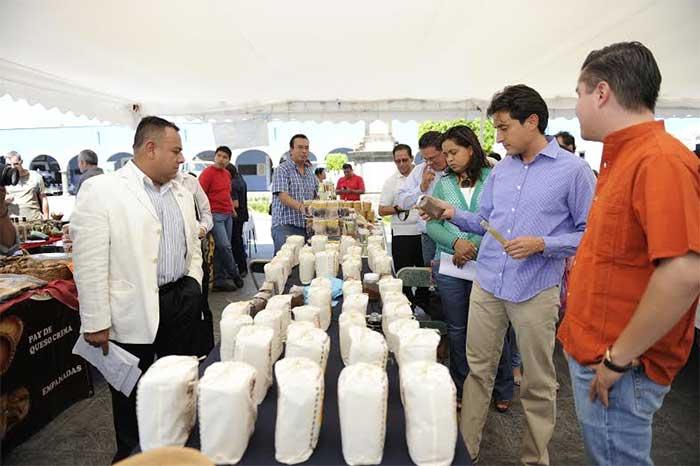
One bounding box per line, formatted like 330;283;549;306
72;338;142;396
438;252;477;281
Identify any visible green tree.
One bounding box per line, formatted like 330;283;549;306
325;153;348;172
418;118;496;153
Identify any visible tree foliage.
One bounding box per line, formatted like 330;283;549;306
325;153;348;172
418;118;496;153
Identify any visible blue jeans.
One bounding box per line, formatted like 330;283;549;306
271;224;306;255
434;267;513;401
567;356;670;466
212;213;240;285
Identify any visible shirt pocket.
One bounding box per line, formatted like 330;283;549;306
586;197;625;258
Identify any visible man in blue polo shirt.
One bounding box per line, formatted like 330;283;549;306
270;134;318;253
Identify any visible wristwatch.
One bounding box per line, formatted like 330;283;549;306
603;347;639;373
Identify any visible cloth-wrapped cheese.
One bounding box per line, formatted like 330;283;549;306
264;262;286;295
366;245;383;272
310;277;331;289
299;249;316;285
278;244;298;267
339;236;357;258
234;325;274;404
386;318;419;355
378;277;403;300
342;256;362;281
401;362;457;466
367;235;384;250
310;235;327;254
222;301;252;319
315;250;338;279
342;293;369;316
346;245;363;258
397;328;440;367
342;279;363;297
382;291;410;309
339;311;367;365
285;325;330;372
382;302;413;336
198;362;257;464
253;308;284;362
292;305;322;328
274;358;325;464
137;355;198;451
308;285;332;331
347;327;388;369
220;314;253;361
266;294;293;341
338;363;388;466
374;255;393;276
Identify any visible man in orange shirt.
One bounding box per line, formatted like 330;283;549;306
335;163;365;201
559;41;700;466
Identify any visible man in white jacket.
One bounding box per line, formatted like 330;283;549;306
71;116;203;462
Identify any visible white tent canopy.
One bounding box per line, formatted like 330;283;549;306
1;0;698;126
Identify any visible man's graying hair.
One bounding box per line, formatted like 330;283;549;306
6;151;21;162
78;149;98;165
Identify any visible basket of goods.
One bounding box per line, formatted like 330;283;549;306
0;255;73;282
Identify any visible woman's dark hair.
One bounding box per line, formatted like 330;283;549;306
487;84;549;134
441;125;489;185
225;163;237;178
314;167;325;176
555;131;576;152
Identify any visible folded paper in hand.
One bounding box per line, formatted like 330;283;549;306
438;252;477;281
72;338;142;396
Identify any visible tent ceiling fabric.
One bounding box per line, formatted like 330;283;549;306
1;0;698;125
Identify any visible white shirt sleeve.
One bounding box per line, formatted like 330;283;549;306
379;174;395;207
396;163;423;210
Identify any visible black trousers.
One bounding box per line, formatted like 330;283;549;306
108;276;202;463
231;217;247;272
391;233;428;301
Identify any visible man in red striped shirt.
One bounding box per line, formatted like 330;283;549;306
199;146;243;291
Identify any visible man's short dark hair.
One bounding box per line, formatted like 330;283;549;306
393;144;413;158
342;163;352;171
289;134;309;149
78;149;98;165
487;84;549;134
554;131;576;152
314;167;325;176
418;131;443;151
132;116;179;150
215;146;232;158
580;41;661;113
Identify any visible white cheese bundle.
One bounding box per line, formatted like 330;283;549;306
338;363;388;466
342;293;369;316
278;244;298;267
367;235;384;250
254;308;284;362
339;236;357;258
285;325;330;372
310;235;327;254
401;362;457;466
342;256;362;281
222;301;252;319
198;362;257;464
374;255;393;276
347;327;388;369
299;249;316;285
286;235;306;261
378;277;403;300
315;250;338;279
367;245;383;272
308;285;332;331
274;358;325;465
342;279;363;297
382;291;410;309
386;318;419;355
398;328;440;367
382;302;413;336
292;305;322;328
339;311;367;365
347;245;363;258
310;277;331;289
234;325;274;404
220;314;253;361
266;294;293;340
264;262;286;295
136;355;199;451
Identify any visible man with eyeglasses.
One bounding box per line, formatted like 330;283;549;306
379;144;423;300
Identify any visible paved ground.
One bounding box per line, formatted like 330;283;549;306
3;233;698;465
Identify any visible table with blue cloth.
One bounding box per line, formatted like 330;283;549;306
141;261;472;465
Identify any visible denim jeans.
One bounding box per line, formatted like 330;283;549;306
567;356;670;466
271;224;307;255
434;266;513;401
212;212;240;285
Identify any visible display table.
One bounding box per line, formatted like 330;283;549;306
142;263;471;465
0;280;93;453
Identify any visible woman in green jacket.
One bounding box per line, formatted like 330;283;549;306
427;125;513;410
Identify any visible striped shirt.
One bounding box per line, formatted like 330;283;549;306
133;165;188;286
450;137;596;303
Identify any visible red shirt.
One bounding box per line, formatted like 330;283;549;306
558;121;700;385
199;166;233;214
336;174;365;201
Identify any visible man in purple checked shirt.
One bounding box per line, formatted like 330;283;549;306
421;84;596;465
